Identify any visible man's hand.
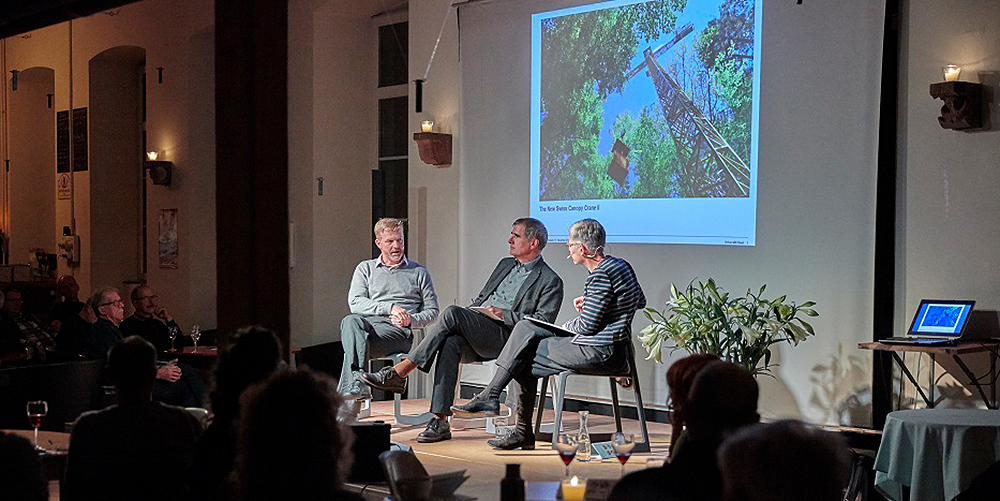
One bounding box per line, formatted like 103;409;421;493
390;305;411;327
573;296;585;312
154;306;173;323
156;360;182;382
485;305;504;320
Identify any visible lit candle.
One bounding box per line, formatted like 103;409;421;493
420;120;434;132
560;475;587;501
943;65;961;82
146;151;159;161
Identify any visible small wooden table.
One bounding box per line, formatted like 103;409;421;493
859;341;998;409
2;429;70;483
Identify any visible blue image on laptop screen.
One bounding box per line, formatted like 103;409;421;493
913;303;973;335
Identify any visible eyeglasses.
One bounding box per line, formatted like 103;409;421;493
101;299;125;307
565;242;582;249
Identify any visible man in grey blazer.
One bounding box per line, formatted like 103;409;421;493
361;217;563;443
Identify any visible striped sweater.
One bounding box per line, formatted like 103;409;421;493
565;255;646;346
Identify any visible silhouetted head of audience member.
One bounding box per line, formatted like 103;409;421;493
719;420;851;501
236;369;354;501
0;431;48;501
667;353;721;446
107;336;157;403
210;325;285;425
56;275;81;301
684;361;759;441
2;288;23;315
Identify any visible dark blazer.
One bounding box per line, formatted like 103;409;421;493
470;256;564;327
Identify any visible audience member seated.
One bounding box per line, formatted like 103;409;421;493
121;284;186;352
450;219;645;451
0;431;48;501
1;288;63;363
608;361;760;501
63;336;203;501
84;287;205;407
666;353;720;458
51;275;86;332
361;217;563;443
719;420;851;501
187;326;285;501
233;369;362;501
56;297;97;357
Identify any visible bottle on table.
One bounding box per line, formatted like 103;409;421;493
501;463;525;501
576;410;592;462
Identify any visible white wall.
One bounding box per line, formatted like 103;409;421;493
408;0;461;311
2;0;214;328
455;0;885;426
8;67;55;262
286;0;377;349
895;0;1000;408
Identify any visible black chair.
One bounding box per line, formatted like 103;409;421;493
0;359;105;430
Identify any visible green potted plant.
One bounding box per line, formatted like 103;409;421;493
639;278;818;377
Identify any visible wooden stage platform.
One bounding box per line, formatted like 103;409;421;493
348;398;674;501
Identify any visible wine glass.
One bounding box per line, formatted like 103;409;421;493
26;400;48;450
612;432;635;478
190;324;201;350
555;433;578;477
168;326;179;351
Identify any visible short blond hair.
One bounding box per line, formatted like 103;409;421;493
373;218;404;239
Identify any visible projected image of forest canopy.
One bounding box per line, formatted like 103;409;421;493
538;0;755;202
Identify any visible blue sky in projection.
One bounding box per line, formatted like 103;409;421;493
588;0;729;156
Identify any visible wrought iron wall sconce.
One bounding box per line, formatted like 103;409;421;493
145;151;173;185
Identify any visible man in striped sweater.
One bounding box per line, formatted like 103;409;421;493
451;218;646;450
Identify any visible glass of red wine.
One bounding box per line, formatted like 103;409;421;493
26;400;48;450
612;432;635;478
555;433;578;477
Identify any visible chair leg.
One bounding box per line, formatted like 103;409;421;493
630;365;651;453
550;372;569;450
534;375;549;442
609;377;623;433
381;354;433;426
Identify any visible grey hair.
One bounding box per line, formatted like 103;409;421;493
513;217;548;250
89;287;121;316
569;219;605;256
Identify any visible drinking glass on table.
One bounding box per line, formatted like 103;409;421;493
190;324;201;350
26;400;48;450
555;433;578;477
612;432;635;478
168;325;179;351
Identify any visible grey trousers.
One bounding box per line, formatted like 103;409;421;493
338;314;411;393
495;320;627;432
408;305;513;416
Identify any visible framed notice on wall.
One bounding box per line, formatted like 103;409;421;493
158;209;178;269
56;108;88;173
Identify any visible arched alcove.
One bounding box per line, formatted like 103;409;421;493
7;67;56;264
88;45;145;290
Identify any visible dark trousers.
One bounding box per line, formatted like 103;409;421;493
408;305;512;416
495;320;627;433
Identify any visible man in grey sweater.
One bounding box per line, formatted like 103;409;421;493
338;218;439;399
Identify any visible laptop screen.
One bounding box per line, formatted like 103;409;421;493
908;300;976;337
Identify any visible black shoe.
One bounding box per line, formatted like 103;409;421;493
450;394;500;418
487;431;534;450
415;417;452;443
360;366;407;394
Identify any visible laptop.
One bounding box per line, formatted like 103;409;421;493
882;299;976;346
